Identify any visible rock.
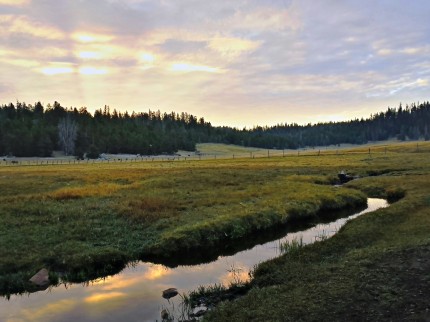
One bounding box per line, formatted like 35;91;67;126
29;268;50;288
162;287;178;299
190;305;208;317
338;171;354;184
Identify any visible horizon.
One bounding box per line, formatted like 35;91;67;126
1;1;429;127
2;99;428;129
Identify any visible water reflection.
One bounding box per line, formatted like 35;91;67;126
1;198;388;322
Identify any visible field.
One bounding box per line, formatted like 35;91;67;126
203;143;430;321
0;141;429;321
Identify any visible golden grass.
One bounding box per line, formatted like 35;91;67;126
48;183;126;200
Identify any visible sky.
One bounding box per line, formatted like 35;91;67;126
0;0;429;128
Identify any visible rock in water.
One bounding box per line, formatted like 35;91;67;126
162;287;178;299
191;305;208;317
29;268;50;288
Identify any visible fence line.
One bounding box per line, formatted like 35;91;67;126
0;145;425;167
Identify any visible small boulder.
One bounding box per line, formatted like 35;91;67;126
190;305;208;317
162;287;178;299
338;171;354;184
29;268;50;288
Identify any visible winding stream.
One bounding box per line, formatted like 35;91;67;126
1;198;388;322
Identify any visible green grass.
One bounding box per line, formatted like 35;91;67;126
1;141;429;302
202;146;430;321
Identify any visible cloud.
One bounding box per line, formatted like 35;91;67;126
142;264;171;280
0;82;13;95
159;39;207;55
20;299;77;321
223;6;301;32
73;43;135;61
41;64;75;75
0;0;30;6
169;62;221;73
365;77;429;98
0;0;429;127
7;59;39;68
0;15;65;40
84;291;126;303
79;66;109;75
209;36;260;57
72;32;115;43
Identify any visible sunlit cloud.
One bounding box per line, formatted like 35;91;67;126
376;46;430;57
74;43;135;61
40;63;75;75
72;32;114;43
140;53;155;63
87;274;150;292
100;276;146;291
0;0;429;127
416;78;429;86
1;58;39;68
0;0;30;6
0;15;64;39
79;66;108;75
208;36;260;57
42;67;74;75
139;52;156;70
170;62;221;73
21;299;77;321
401;47;428;55
84;292;126;303
376;48;393;56
0;49;13;57
142;264;171;280
78;51;103;59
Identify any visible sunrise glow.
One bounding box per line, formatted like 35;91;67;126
41;66;74;75
78;51;102;59
79;67;108;75
72;32;114;43
0;1;428;127
140;53;155;63
84;292;126;303
170;63;220;73
143;265;171;280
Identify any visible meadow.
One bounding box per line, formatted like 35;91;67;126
202;142;430;321
0;141;428;314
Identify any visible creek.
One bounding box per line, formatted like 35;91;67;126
0;198;388;322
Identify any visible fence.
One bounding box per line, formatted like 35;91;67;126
0;143;426;167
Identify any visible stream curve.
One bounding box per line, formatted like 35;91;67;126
1;198;388;322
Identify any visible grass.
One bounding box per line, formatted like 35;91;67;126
201;145;430;321
279;237;304;256
196;143;274;155
1;141;429;304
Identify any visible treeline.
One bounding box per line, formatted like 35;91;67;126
0;101;213;157
231;101;430;149
0;101;429;157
